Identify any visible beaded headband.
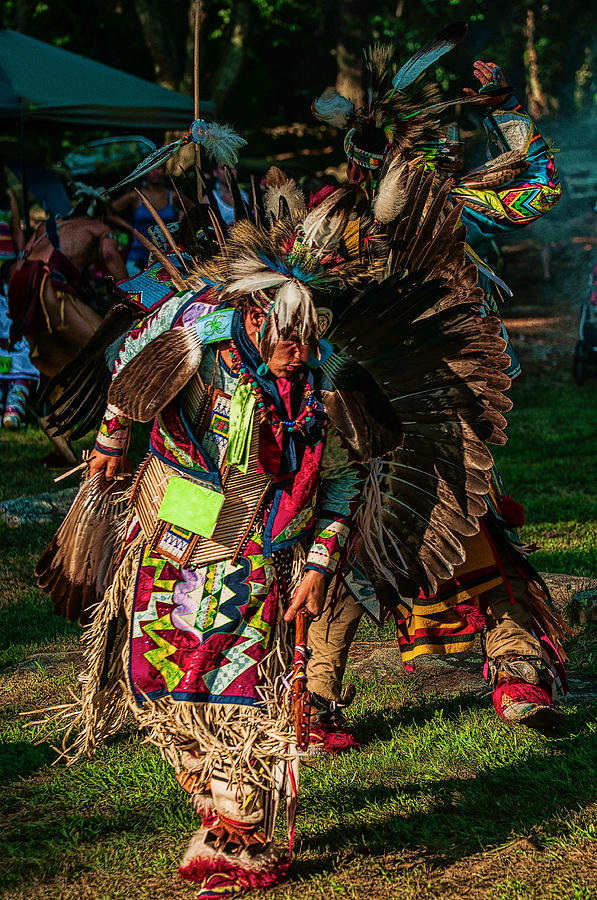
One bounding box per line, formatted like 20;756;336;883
343;129;386;171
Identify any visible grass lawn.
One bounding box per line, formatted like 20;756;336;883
1;671;596;899
0;371;596;898
493;374;597;579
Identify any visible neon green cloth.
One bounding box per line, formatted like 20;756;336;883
226;379;256;474
158;476;224;538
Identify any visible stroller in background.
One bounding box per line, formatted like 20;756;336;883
573;262;597;385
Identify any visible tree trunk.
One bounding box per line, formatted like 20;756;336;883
134;0;182;90
523;7;548;119
209;0;250;110
182;0;207;99
13;0;36;31
335;0;365;107
574;45;594;111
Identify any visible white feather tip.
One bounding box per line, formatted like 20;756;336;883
199;122;247;167
312;88;355;128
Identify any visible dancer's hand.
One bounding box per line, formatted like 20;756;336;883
284;569;326;622
88;448;122;481
463;60;509;108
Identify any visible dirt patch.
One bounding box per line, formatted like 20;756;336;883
543;573;597;611
0;487;76;527
10;650;85;672
349;643;485;697
348;640;597;705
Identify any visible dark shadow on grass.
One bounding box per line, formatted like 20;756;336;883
1;802;187;890
294;703;597;880
0;596;80;666
3;705;597;890
0;740;56;784
353;690;490;747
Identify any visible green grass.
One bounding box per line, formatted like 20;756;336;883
1;672;597;898
0;421;150;502
565;629;597;678
0;366;596;898
493;374;597;577
0;421;151;668
0;424;95;502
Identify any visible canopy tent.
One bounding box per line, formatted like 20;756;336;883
0;29;213;227
5;160;72;217
0;29;213;128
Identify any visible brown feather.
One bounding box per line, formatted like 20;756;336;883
108;327;202;421
135;188;188;271
263;166;306;224
35;475;130;624
131;229;186;289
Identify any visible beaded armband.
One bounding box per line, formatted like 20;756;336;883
95;405;132;457
305;518;352;578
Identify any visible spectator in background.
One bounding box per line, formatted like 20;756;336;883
0;164;24;268
0;164;38;429
8;184;127;462
111;164;190;274
208;163;248;225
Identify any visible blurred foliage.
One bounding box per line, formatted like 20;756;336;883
0;0;595;167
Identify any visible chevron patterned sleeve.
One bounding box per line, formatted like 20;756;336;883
452;95;561;246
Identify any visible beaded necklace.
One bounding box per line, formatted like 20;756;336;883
228;344;317;436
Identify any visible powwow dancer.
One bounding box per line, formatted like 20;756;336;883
36;130;513;894
308;23;568;743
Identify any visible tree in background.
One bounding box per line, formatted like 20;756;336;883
1;0;595;127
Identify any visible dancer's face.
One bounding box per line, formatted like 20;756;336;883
146;165;166;186
213;164;237;187
243;305;309;379
346;160;368;185
267;339;310;379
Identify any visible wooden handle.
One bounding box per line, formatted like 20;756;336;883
291;608;311;750
295;608;308;644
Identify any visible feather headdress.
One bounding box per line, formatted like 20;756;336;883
187;178;372;362
312;87;356;129
40;159;516;614
219;213;355;361
263;166;307;224
313;22;510;170
66;182;108;218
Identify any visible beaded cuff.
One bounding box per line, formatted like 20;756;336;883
344;129;385;171
305;517;352;578
95;404;131;457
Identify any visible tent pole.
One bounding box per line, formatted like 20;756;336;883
194;0;202;202
19;112;31;238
